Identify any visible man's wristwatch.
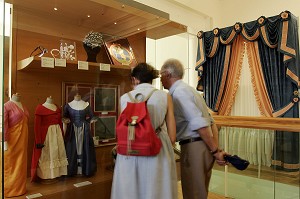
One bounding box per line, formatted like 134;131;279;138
211;148;221;155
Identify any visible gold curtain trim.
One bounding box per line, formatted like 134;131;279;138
208;108;218;115
220;29;236;45
280;21;296;55
241;28;260;41
247;41;274;117
208;37;219;58
272;102;294;117
215;45;231;110
260;26;278;48
218;35;245;116
286;68;300;87
272;160;300;170
196;38;205;67
283;54;292;62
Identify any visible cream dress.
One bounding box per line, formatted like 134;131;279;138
111;83;178;199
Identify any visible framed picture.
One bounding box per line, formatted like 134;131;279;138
94;116;116;141
94;87;116;112
64;83;92;104
104;38;137;67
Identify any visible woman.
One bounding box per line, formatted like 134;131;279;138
111;63;178;199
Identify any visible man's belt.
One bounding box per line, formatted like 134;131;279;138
179;137;202;146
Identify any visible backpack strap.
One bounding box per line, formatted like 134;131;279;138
127;89;157;103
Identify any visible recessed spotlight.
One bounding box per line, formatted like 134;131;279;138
87;15;91;18
137;28;140;31
54;7;58;11
114;22;117;25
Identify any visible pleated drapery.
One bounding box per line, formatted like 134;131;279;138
195;11;299;171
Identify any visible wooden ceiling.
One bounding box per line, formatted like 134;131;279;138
7;0;186;41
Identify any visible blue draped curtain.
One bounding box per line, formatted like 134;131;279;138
195;11;299;171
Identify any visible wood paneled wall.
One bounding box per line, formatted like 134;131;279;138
10;29;146;178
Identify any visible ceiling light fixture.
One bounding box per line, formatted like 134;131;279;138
114;22;117;25
54;7;58;11
137;28;140;31
87;15;91;18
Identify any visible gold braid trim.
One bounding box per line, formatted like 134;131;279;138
286;68;300;87
280;20;296;56
208;37;219;58
208;108;218;115
272;159;300;170
215;45;231;110
241;28;259;41
260;26;278;48
272;102;294;117
196;38;205;67
283;54;292;62
246;42;273;117
220;29;236;45
224;38;245;116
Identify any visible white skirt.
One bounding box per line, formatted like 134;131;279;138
37;125;68;179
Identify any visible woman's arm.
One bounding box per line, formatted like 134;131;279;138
165;94;176;144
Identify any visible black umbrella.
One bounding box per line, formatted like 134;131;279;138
224;155;250;170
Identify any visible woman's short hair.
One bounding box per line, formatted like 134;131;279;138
131;63;159;83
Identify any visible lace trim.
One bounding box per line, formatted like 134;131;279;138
246;42;267;117
224;38;245;116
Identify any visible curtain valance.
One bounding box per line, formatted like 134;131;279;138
196;11;300;89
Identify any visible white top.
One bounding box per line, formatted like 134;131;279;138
68;100;89;110
42;97;57;111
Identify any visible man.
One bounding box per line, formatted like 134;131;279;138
160;58;226;199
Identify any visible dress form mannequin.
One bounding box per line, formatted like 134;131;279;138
4;92;29;197
42;96;57;111
4;93;24;150
68;94;89;110
11;93;23;111
63;93;98;176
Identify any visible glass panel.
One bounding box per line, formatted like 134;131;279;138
1;1;10;198
210;126;299;199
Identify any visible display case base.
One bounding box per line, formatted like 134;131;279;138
8;165;113;199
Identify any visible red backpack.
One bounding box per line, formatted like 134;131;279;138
116;89;162;156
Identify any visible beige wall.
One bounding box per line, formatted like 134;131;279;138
135;0;299;33
217;0;300;28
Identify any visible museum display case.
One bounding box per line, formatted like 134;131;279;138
1;0;185;198
1;1;299;199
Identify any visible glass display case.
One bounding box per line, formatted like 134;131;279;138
1;0;299;199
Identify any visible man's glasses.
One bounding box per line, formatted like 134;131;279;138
30;46;48;57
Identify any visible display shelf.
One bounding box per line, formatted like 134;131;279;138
17;56;132;76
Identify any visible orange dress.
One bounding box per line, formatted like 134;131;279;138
4;101;29;197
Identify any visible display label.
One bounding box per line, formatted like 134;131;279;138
78;61;89;70
41;57;54;68
100;63;111;71
55;58;67;67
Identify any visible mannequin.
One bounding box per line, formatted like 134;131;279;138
31;96;68;182
4;93;29;197
63;93;97;176
11;93;24;111
68;94;89;110
42;96;57;111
